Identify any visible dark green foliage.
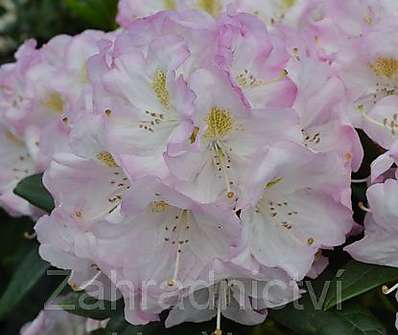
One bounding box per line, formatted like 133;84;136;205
14;174;54;213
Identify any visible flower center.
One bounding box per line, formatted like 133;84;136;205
197;0;220;16
163;0;176;9
43;92;64;114
370;57;398;81
96;151;119;168
204;107;234;140
151;200;169;212
152;69;170;109
282;0;296;9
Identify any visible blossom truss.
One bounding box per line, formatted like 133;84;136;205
0;30;118;214
0;1;381;332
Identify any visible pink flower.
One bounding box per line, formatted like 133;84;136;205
20;299;108;335
232;0;303;26
334;19;398;149
240;142;353;280
292;58;363;172
119;177;241;288
345;178;398;268
99;38;194;156
370;141;398;182
3;5;376;329
0;124;36;216
216;13;297;109
165;260;300;328
0;40;38;131
165;67;300;204
43;114;131;222
35;207;127;300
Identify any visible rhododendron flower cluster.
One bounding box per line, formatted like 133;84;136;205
1;0;398;333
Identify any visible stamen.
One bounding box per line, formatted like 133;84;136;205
236;68;288;89
69;270;102;291
138;110;176;133
205;107;234;139
151;200;169;213
190;127;200;144
212;143;234;199
357;105;398;136
370;57;398;81
382;282;398;295
168;247;181;287
24;231;37;240
214;283;223;335
265;177;283;189
351;177;369;184
152;69;170;109
302;130;321;147
96;151;119;168
358;202;372;213
167;209;186;287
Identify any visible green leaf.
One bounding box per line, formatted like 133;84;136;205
90;330;107;335
14;174;55;213
271;268;389;335
334;302;387;335
0;246;50;320
63;0;118;30
323;261;398;311
60;292;122;320
271;297;387;335
251;319;298;335
0;211;34;270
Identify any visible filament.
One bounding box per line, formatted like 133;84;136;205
167;209;185;287
382;282;398;295
351;177;369;183
358;202;372;213
214;283;223;335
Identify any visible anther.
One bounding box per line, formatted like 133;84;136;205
358;202;372;213
382;282;398;295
